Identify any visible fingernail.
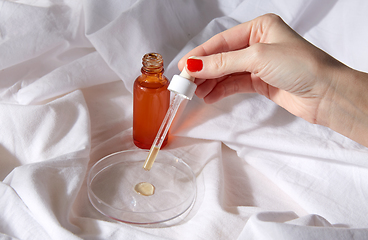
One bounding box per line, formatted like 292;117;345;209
186;57;203;72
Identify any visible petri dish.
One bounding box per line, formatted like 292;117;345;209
87;149;196;225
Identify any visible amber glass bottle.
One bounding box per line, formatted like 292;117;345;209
133;53;170;149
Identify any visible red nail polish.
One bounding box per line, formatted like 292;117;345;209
187;58;203;72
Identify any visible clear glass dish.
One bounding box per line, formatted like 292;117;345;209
87;149;196;225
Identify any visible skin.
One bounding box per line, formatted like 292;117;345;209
178;13;368;147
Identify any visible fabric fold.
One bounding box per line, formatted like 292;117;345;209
1;0;368;239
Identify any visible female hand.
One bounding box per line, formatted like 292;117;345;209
178;13;347;125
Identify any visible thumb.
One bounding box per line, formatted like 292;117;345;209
185;47;263;79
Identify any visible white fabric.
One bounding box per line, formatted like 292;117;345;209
1;0;368;239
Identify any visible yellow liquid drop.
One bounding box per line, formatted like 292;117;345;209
134;182;155;196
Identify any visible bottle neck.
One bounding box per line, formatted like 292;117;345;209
141;67;164;75
142;53;164;75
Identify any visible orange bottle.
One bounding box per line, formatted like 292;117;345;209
133;53;170;149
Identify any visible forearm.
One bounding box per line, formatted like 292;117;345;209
317;66;368;147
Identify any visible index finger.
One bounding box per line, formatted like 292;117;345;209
178;22;253;70
178;14;292;70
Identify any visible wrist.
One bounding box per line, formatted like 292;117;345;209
317;66;368;147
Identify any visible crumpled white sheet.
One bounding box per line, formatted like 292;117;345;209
1;0;368;239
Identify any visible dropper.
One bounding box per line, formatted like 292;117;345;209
143;68;197;171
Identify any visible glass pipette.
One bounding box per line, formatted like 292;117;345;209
143;93;184;170
143;68;197;171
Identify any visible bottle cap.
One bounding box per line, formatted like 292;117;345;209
168;68;197;100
